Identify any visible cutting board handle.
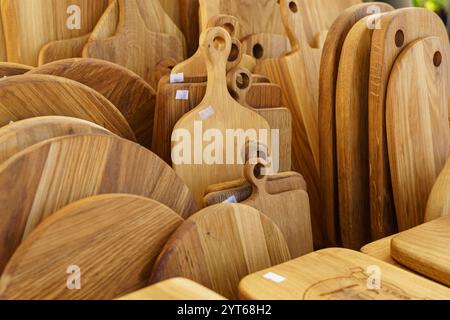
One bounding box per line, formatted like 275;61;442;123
244;158;270;196
226;67;253;107
206;15;240;39
280;0;308;51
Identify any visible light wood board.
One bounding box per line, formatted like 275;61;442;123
425;154;450;222
0;6;5;61
0;62;33;77
360;236;402;268
88;0;119;41
179;0;200;57
241;33;291;60
38;33;90;65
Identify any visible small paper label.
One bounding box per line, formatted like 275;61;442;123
223;195;237;203
176;90;189;100
170;72;184;83
199;106;215;120
263;272;286;283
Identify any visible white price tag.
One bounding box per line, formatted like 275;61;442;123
223;195;238;203
199;106;215;120
170;72;184;83
176;90;189;100
263;272;286;284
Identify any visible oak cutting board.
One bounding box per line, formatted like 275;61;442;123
38;33;91;65
0;0;109;66
425;154;450;222
0;134;197;273
172;27;271;206
319;3;394;248
391;216;450;286
0;194;184;300
29;58;156;148
387;37;450;231
150;203;291;299
0;62;33;77
368;8;449;239
360;236;402;268
239;248;450;300
241;33;292;60
0;74;135;140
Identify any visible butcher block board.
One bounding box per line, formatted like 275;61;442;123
0;62;33;77
0;194;183;300
387;37;450;231
0;74;135;140
391;216;450;286
29;58;156;148
38;33;91;66
150;203;291;299
0;134;197;273
239;248;450;300
425;154;450;222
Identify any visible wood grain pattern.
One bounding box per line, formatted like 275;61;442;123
158;0;181;30
0;194;183;300
118;278;226;300
0;0;109;66
319;3;394;248
180;0;200;57
386;37;450;231
0;7;5;61
88;0;119;41
38;33;91;66
360;236;402;267
425;154;450;222
391;216;450;286
241;33;291;60
29;58;156;148
239;248;450;300
0;74;135;140
0;62;33;77
369;8;449;239
0;134;197;274
150;203;291;299
0;116;112;166
83;0;184;88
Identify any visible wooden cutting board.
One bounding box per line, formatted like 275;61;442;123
118;278;226;300
239;248;450;300
360;236;402;268
0;134;197;274
391;216;450;286
150;203;291;299
319;3;394;248
0;62;33;77
369;8;449;238
0;7;5;61
386;37;450;231
83;0;184;88
241;33;291;60
29;58;156;148
425;154;450;222
0;194;183;300
172;27;271;206
0;0;109;66
180;0;199;57
88;0;119;41
38;34;91;65
158;0;181;30
0;116;112;166
0;74;135;140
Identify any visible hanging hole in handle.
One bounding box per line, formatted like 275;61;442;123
289;1;298;13
395;30;404;48
228;43;239;62
253;43;264;59
213;36;226;51
223;23;235;37
236;72;250;90
253;163;265;180
433;51;442;67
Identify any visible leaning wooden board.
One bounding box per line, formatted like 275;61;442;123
368;8;449;238
0;194;183;300
0;7;5;61
239;248;450;300
0;74;135;140
0;134;197;273
29;58;156;148
179;0;199;57
319;3;394;248
150;203;291;299
425;154;450;222
0;0;109;66
0;62;33;77
241;33;292;60
391;216;450;286
38;34;91;66
386;37;450;231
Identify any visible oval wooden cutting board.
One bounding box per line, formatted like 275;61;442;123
29;58;156;148
0;194;184;300
425;154;450;222
150;203;291;299
0;62;33;77
0;134;197;274
386;37;450;231
0;74;135;140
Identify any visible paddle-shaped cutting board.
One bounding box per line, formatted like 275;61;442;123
29;58;156;148
0;74;135;140
239;248;450;300
425;154;450;222
0;62;33;77
172;27;271;206
391;216;450;286
83;0;184;88
241;33;292;60
387;37;450;231
319;3;394;248
0;194;184;300
369;8;449;238
0;134;197;274
0;0;109;66
150;203;291;299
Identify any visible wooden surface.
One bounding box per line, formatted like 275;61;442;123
88;0;119;41
369;8;449;239
29;58;156;148
0;7;5;61
0;62;33;77
0;116;112;166
38;33;90;66
159;0;181;30
319;3;394;248
0;74;135;140
0;194;183;300
360;236;401;267
425;154;450;221
386;37;450;231
83;0;184;88
180;0;200;57
391;216;450;286
239;248;450;300
241;33;291;60
0;134;197;274
172;27;271;206
150;203;291;299
118;278;226;300
0;0;109;66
